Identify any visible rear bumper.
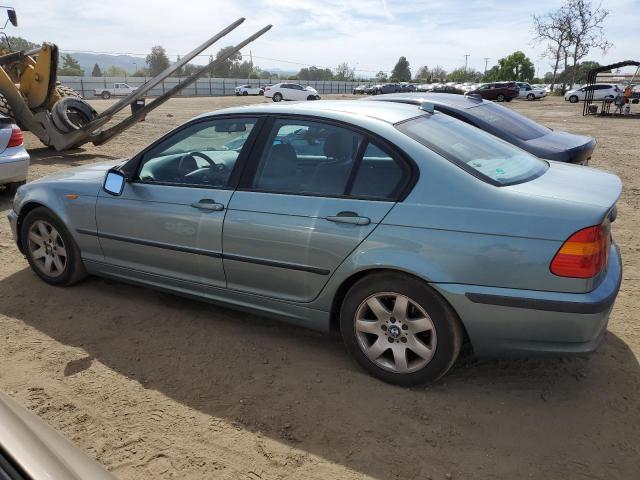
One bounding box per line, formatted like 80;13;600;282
433;242;622;356
0;150;29;184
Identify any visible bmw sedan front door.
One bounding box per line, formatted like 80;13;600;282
93;117;259;289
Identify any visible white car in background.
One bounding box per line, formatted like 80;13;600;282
264;82;320;102
517;82;547;100
0;118;28;195
235;84;264;96
564;83;621;103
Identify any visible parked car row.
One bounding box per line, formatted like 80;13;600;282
353;83;417;95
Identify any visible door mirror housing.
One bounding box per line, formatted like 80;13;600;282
7;9;17;27
103;169;126;196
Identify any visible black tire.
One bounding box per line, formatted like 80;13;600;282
569;95;579;103
235;92;240;96
51;97;98;133
242;91;248;96
496;94;505;102
101;91;111;99
20;207;88;286
505;97;512;102
340;272;463;386
56;85;83;99
0;93;13;118
6;180;25;196
307;95;317;101
527;93;535;101
272;92;283;102
258;90;264;96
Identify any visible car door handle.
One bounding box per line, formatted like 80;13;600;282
326;211;371;226
190;199;225;211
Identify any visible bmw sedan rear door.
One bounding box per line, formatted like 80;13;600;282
222;116;415;302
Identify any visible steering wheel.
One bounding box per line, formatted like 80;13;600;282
180;151;229;183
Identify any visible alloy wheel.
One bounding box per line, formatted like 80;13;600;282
354;292;437;374
27;220;67;277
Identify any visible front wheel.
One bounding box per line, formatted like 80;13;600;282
527;93;535;101
340;272;463;386
496;94;505;102
242;91;248;96
21;207;87;286
569;95;579;103
272;93;283;102
258;90;264;96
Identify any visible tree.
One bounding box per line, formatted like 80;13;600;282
391;56;411;82
533;4;573;92
566;0;611;88
488;51;535;81
557;60;600;84
58;54;84;76
211;46;242;78
430;65;447;82
414;65;430;81
132;69;148;77
145;45;170;76
297;66;333;81
91;63;102;77
174;55;184;77
375;71;388;82
105;65;128;77
3;36;37;52
446;67;482;82
335;62;355;81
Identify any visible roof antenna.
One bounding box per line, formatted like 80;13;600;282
419;102;435;114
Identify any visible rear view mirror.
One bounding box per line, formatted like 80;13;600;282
7;9;17;27
103;170;125;196
215;122;246;133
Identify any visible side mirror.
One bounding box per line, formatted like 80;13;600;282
7;9;17;27
103;170;125;196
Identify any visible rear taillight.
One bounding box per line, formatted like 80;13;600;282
550;225;609;278
7;126;23;147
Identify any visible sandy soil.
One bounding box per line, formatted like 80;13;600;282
0;95;638;479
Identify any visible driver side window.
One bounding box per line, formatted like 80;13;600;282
137;118;256;188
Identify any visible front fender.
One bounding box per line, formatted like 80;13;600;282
13;181;102;262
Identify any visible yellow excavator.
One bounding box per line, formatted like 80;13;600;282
0;8;271;150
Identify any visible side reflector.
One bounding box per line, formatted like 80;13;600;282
550;225;609;278
7;126;23;147
65;194;79;200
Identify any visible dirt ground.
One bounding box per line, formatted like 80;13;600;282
0;95;638;479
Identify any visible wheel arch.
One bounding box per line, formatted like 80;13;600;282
329;267;470;346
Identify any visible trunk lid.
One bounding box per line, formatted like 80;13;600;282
524;131;596;165
507;160;621;214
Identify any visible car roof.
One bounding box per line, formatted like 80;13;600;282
199;99;426;124
363;92;487;110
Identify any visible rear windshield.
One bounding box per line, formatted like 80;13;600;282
467;102;551;140
397;114;548;186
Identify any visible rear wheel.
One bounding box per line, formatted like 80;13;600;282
569;95;579;103
272;92;283;102
101;91;111;99
340;272;463;386
307;95;317;101
242;91;248;96
496;93;506;102
21;207;87;286
258;90;264;96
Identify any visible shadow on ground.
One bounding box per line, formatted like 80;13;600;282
1;268;639;478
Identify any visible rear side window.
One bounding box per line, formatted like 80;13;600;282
351;142;408;199
466;102;551;140
397;114;548;186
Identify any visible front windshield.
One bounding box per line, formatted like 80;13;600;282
467;102;551;141
397;114;548;186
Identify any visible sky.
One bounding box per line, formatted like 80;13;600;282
11;0;640;77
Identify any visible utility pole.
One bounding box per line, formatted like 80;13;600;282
464;54;470;72
483;57;490;74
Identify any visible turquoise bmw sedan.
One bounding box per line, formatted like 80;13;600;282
8;100;622;385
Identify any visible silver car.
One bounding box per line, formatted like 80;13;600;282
8;100;622;385
0;391;115;479
0;117;29;195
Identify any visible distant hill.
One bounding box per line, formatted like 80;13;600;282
68;52;145;74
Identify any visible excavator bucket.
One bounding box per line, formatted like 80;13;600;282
0;18;272;150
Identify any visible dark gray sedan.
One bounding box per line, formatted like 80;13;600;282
366;92;596;165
